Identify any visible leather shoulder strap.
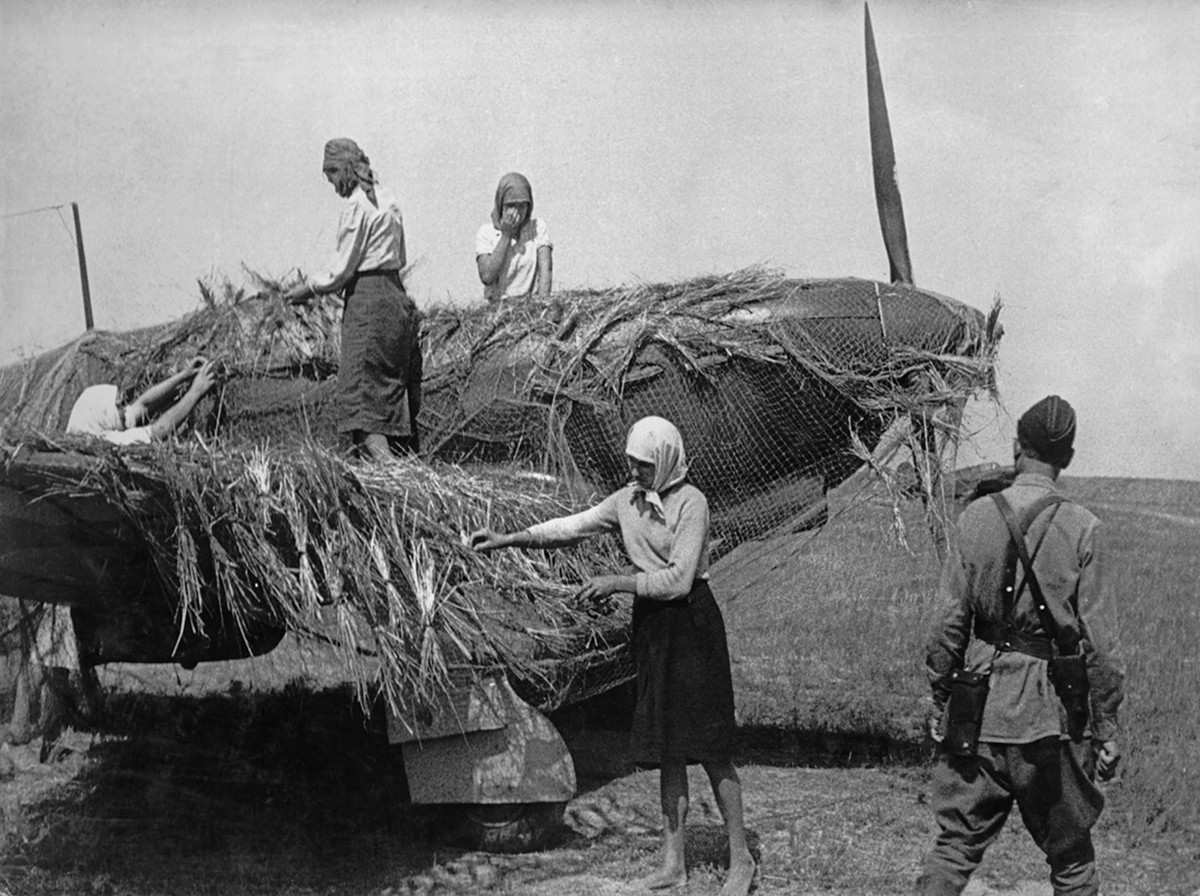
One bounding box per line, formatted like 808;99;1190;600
992;492;1071;653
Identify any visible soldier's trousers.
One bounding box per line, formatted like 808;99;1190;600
915;738;1105;896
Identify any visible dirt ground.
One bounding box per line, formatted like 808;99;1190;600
1;696;1196;896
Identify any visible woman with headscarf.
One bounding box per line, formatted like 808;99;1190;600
283;138;422;460
470;416;755;896
475;172;553;302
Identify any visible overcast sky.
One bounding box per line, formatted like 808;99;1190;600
1;0;1196;480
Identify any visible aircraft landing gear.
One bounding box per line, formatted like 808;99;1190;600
387;673;576;852
455;800;569;852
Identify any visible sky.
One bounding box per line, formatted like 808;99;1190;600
1;0;1197;481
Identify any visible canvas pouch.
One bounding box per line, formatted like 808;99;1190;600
942;668;990;757
1048;653;1090;741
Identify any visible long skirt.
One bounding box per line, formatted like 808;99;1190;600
338;270;421;437
629;580;736;766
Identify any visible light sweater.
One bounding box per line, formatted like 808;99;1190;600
525;482;710;599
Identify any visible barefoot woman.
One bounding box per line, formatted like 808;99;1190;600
283;138;421;460
471;416;755;895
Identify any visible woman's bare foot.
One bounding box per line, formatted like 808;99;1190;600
718;855;756;896
634;865;687;890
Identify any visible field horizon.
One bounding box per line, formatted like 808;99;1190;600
1;468;1197;893
717;470;1200;839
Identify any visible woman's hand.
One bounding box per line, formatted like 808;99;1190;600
170;357;208;387
283;283;315;305
468;528;509;552
188;360;219;397
577;575;628;603
498;205;524;237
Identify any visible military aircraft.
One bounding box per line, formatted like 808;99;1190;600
0;4;998;844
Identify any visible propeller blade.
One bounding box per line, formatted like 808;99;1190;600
865;3;914;285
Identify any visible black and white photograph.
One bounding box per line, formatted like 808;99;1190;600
1;2;1196;894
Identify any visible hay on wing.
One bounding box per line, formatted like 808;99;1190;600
0;266;1000;721
7;435;630;720
416;268;1001;551
0;272;342;440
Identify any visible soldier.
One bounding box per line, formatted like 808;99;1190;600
916;395;1124;896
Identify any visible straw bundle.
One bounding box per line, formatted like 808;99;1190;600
0;273;342;439
0;266;1000;716
5;435;631;718
415;268;1000;548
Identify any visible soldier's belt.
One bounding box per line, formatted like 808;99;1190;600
974;620;1054;661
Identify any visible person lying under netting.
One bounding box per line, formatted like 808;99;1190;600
65;356;218;445
470;415;756;896
283;138;422;460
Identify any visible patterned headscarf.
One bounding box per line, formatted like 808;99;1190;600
323;138;377;204
491;172;534;228
625;416;689;515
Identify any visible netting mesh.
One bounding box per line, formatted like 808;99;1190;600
415;270;997;554
0;268;1000;714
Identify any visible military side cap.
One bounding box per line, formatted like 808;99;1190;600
1017;394;1076;463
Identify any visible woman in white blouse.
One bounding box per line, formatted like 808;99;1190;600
475;172;553;302
471;416;755;896
284;139;421;460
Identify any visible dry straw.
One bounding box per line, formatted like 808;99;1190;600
3;435;632;720
417;268;1001;479
0;266;1000;719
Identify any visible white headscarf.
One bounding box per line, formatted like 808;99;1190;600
624;416;689;516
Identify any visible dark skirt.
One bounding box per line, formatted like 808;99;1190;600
629;580;736;766
338;270;421;437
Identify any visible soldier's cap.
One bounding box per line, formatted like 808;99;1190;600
1017;394;1076;464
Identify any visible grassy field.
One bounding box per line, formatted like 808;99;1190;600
0;473;1196;894
716;474;1200;840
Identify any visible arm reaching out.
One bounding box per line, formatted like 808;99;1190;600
469;527;635;604
469;528;533;552
125;357;206;425
146;360;219;440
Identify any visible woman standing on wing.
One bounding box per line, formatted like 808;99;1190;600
475;171;553;302
470;416;755;896
284;138;422;459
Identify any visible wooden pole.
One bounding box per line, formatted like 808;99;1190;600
71;201;94;330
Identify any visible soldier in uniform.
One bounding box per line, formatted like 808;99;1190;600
915;395;1124;896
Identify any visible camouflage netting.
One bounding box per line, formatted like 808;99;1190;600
0;268;1000;714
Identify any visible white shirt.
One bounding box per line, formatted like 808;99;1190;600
66;384;152;445
311;184;407;294
475;218;552;302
